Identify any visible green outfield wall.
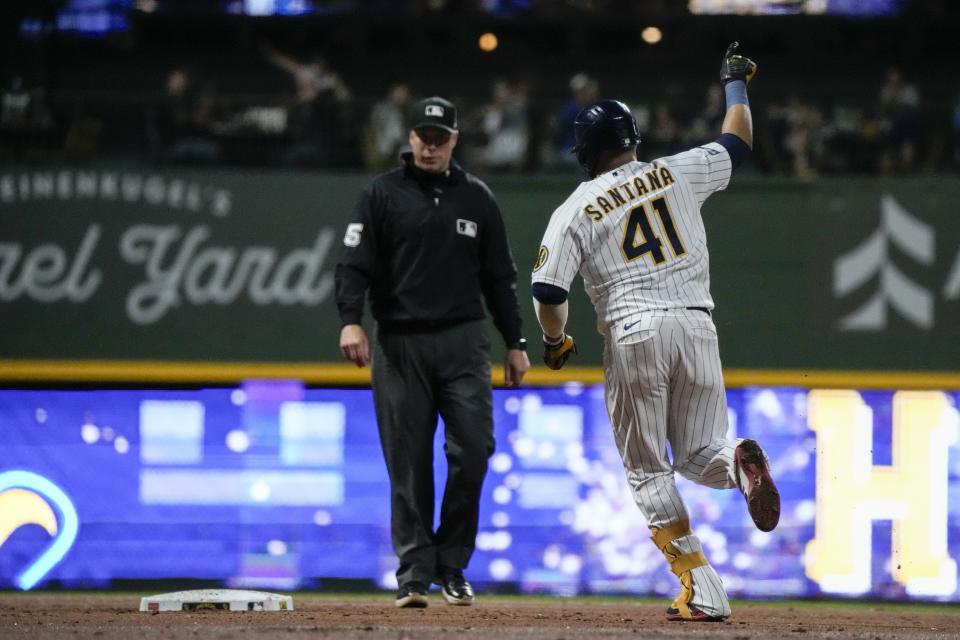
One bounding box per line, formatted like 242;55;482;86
1;168;959;380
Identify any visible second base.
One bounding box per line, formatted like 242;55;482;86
139;589;293;613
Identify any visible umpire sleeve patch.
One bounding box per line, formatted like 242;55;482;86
456;219;478;238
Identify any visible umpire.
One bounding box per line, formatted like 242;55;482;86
335;96;530;608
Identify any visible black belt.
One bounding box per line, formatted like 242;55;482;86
687;306;711;316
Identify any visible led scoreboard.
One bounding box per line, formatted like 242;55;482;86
1;383;957;600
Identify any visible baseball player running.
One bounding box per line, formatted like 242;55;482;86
531;43;779;621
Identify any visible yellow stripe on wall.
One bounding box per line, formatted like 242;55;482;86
1;360;959;390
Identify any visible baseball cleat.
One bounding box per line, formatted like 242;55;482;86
436;568;474;606
665;605;727;622
735;439;780;532
395;581;429;608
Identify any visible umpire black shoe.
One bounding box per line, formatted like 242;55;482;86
437;568;474;606
395;581;429;608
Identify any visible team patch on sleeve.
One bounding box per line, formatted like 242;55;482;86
533;245;549;272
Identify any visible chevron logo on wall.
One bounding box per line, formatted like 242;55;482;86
833;194;935;331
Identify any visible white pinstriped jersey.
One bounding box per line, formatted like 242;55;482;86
532;142;733;335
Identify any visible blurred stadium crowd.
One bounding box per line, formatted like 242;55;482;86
2;0;959;176
5;60;955;177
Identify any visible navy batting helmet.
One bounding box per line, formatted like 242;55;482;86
571;99;641;176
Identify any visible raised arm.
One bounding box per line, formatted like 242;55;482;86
260;43;303;76
719;41;757;149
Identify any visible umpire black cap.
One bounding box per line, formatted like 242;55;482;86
408;96;458;133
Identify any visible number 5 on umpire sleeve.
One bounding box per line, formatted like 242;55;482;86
343;223;364;247
620;196;685;265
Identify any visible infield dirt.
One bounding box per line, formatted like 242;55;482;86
1;593;958;639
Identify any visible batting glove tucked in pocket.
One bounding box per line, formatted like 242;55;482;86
543;334;577;370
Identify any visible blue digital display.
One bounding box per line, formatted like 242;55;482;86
825;0;902;16
1;383;958;600
687;0;902;16
19;0;132;37
223;0;320;16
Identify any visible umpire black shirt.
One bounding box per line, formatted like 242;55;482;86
335;153;523;347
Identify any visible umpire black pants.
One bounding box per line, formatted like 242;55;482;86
372;319;495;587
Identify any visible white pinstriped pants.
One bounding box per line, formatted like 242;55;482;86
603;308;738;618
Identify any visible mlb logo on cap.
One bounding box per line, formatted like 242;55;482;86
409;96;458;133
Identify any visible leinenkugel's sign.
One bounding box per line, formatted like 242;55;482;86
0;169;366;365
2;168;960;379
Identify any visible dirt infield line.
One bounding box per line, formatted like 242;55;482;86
0;593;957;640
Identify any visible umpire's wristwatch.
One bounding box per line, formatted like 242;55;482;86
509;339;527;351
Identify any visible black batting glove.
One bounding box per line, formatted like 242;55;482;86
720;41;758;85
543;334;577;370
